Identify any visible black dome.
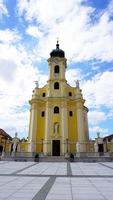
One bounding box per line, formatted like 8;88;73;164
50;41;65;58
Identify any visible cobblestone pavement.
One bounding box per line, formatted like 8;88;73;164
0;161;113;200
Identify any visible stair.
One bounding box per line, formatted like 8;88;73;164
39;156;68;162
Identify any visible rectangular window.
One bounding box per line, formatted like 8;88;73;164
69;111;73;116
69;92;72;96
42;93;46;97
41;111;45;117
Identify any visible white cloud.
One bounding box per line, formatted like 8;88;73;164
0;61;47;137
108;109;113;118
82;71;113;109
17;0;82;25
0;59;17;81
89;126;108;139
88;110;107;125
26;25;43;38
66;68;82;86
0;29;21;44
0;61;38;136
0;0;8;18
0;110;29;138
0;30;48;137
0;0;112;139
17;0;113;62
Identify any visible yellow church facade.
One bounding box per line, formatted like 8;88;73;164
28;42;89;156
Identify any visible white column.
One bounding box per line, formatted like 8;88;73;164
61;103;68;155
76;103;86;152
28;103;38;152
44;102;51;155
85;111;89;141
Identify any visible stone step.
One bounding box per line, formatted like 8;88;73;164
74;157;113;162
39;156;68;162
1;153;113;162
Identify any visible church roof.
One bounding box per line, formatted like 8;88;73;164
103;134;113;142
50;41;65;58
0;128;12;140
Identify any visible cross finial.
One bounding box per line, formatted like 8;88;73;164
56;38;59;49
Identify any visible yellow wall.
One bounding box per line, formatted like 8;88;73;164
28;55;89;155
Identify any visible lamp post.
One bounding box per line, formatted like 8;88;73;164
66;138;68;153
40;139;44;157
65;138;69;158
41;139;43;153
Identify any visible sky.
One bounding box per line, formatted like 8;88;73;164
0;0;113;139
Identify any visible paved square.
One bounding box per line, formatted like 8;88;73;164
0;161;113;200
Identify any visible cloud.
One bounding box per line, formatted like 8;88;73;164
17;0;113;62
88;110;107;125
0;28;45;137
26;25;43;38
0;0;8;18
0;110;29;138
82;71;113;109
0;0;112;139
0;35;49;138
17;0;83;25
0;59;17;81
0;29;21;44
66;68;82;86
89;126;108;139
0;61;47;137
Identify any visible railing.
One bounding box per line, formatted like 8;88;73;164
2;140;113;154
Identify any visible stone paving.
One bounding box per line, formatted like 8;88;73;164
0;161;113;200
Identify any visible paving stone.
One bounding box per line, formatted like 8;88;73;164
0;161;113;200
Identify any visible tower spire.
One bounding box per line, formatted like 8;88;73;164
56;38;59;49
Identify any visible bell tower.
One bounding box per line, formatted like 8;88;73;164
28;41;89;156
47;40;67;98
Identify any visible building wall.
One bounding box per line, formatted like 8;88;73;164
28;47;89;155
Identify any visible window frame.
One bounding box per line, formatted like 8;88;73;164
54;82;59;89
54;106;59;114
54;65;59;73
69;111;73;117
41;111;45;117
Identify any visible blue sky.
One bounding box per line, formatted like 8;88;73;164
0;0;113;139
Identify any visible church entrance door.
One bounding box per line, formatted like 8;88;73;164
0;145;3;155
52;140;60;156
98;144;104;153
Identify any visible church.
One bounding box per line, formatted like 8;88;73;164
28;41;89;156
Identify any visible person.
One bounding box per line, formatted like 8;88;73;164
70;153;74;162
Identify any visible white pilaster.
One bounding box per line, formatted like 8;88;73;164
44;102;51;155
61;102;68;155
85;111;89;141
28;103;38;152
76;103;86;152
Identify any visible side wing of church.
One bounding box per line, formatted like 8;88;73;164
28;41;89;156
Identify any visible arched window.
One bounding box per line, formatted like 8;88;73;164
54;82;59;89
41;111;45;117
54;65;59;73
69;92;72;96
54;106;59;113
69;111;73;116
42;92;46;97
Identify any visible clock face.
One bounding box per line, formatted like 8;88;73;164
53;59;59;64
